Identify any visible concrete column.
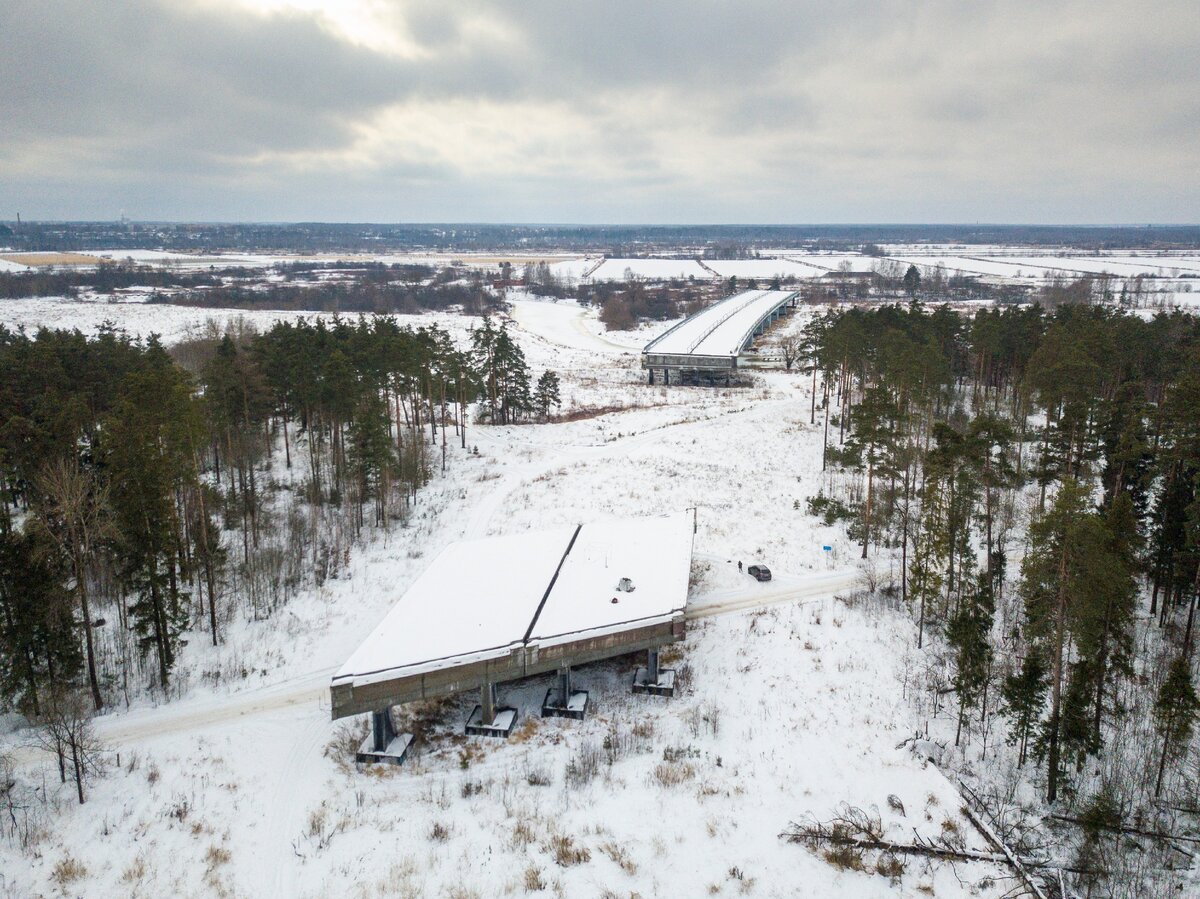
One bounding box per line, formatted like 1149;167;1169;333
481;682;497;725
371;707;396;752
557;666;571;706
646;649;660;685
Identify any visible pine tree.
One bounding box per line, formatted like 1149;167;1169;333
1020;479;1131;801
1154;655;1199;797
903;265;921;297
947;578;994;747
1000;652;1047;767
106;360;204;689
845;385;898;558
534;370;561;419
0;527;81;716
909;473;949;648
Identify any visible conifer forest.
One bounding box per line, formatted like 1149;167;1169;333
0;315;557;721
807;301;1200;892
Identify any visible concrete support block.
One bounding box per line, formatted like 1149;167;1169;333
542;665;589;720
633;649;676;697
356;707;413;766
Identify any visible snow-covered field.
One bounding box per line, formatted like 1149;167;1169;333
587;258;711;281
0;293;1027;898
702;259;827;279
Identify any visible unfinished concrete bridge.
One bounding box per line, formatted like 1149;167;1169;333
641;288;800;385
331;510;695;762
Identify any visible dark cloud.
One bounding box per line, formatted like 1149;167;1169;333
0;0;1196;222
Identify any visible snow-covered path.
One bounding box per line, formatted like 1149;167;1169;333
508;296;646;352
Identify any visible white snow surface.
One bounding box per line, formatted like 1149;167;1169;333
702;258;826;278
336;510;693;685
530;510;693;644
645;289;797;357
333;527;576;686
587;257;710;281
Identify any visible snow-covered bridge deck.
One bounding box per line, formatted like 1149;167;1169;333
642;289;799;381
330;511;694;720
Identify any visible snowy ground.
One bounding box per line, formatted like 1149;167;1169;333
0;296;1046;897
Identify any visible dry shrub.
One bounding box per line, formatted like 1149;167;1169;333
524;763;552;787
324;719;369;770
461;779;485;798
675;661;694;693
510;717;540;743
121;856;147;885
659;645;684;666
550;834;591;867
728;866;756;893
599;841;637;875
550;404;631;423
430;821;451;842
875;853;905;881
686;702;721;738
604;719;654;765
523;864;546;892
511;820;537;850
822;844;866;872
204;844;232;869
653;761;695;787
458;744;485;769
565;740;603;787
52;854;87;885
396;696;458;745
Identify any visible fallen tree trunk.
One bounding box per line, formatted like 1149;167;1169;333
782;820;1018;866
958;780;1050;899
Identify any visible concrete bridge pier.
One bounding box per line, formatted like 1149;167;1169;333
467;680;518;737
481;682;497;725
355;705;413;766
542;663;589;720
557;666;571;706
633;647;676;697
372;707;397;751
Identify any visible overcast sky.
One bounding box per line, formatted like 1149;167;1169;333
2;0;1197;224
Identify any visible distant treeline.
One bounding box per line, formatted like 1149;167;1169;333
156;280;499;315
0;265;230;299
5;221;1200;253
0;260;497;316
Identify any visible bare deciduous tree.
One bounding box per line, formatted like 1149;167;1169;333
776;334;803;370
33;458;113;710
31;688;107;804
